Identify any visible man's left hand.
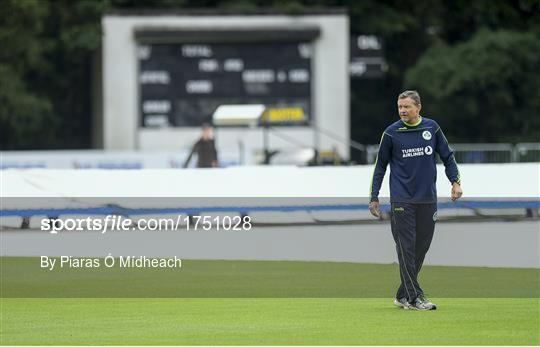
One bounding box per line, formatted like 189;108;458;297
451;182;463;201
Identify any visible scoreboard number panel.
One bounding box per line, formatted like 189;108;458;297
138;41;313;128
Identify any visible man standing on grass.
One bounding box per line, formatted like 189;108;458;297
369;90;463;310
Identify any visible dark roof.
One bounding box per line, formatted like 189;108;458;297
135;28;321;43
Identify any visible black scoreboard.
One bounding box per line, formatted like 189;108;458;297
137;31;315;128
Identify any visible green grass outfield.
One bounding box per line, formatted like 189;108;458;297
2;298;538;345
1;257;539;345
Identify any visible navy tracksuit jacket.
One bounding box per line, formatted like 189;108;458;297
369;116;460;301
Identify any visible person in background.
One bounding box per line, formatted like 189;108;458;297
183;123;218;168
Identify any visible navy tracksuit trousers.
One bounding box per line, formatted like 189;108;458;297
390;202;437;302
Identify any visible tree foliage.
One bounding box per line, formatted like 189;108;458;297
0;0;54;149
405;29;540;142
0;0;105;149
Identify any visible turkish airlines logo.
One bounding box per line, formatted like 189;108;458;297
402;146;433;158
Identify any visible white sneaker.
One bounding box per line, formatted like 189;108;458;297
393;297;412;309
411;295;437;310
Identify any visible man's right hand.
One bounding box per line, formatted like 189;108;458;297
369;201;381;218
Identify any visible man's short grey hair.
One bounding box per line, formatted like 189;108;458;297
398;90;421;105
